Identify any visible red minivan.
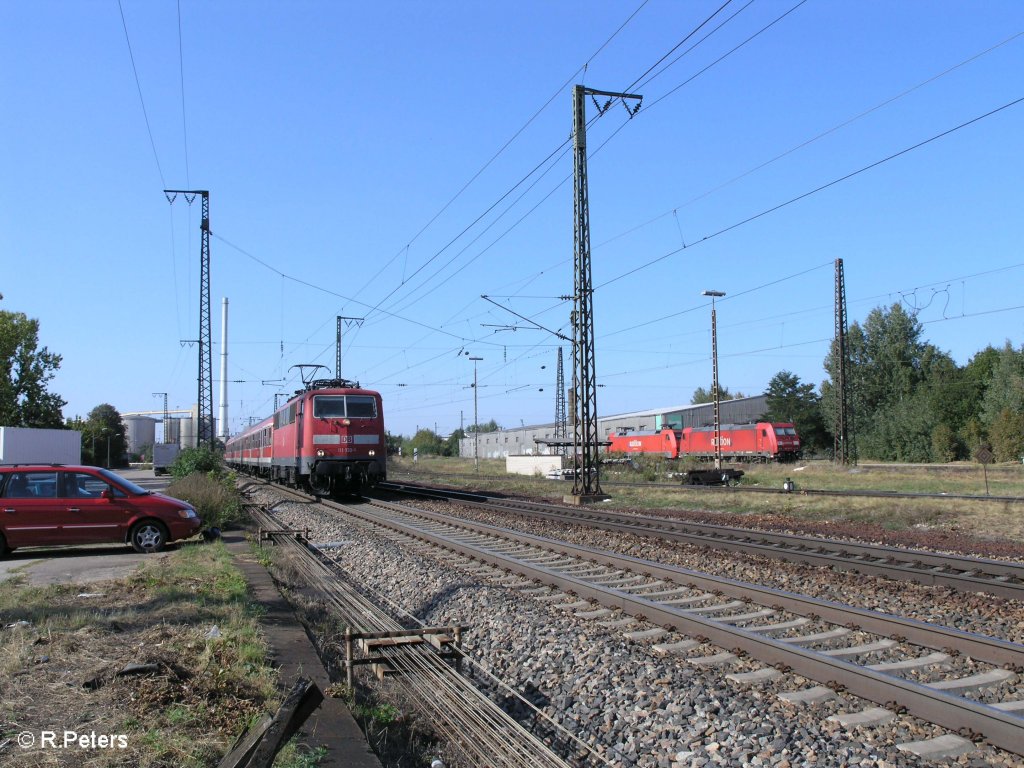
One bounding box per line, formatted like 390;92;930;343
0;465;201;556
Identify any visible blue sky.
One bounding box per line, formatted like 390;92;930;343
2;1;1022;438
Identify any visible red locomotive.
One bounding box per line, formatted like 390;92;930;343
224;379;386;495
607;422;800;462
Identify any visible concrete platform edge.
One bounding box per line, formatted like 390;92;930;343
225;533;381;768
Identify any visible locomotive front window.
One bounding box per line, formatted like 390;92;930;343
313;396;347;418
312;395;378;419
345;396;377;418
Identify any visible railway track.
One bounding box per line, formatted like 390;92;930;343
312;493;1024;758
378;481;1024;600
245;498;599;768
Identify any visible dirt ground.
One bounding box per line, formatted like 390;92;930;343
0;543;278;768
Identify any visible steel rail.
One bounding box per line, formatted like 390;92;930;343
330;497;1024;757
378;481;1024;599
247;503;587;768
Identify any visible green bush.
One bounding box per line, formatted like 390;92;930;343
169;445;223;479
166;471;242;531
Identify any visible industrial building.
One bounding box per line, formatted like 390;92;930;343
458;395;768;459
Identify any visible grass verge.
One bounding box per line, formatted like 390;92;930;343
0;541;281;767
389;456;1024;547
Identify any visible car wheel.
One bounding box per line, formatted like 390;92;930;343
130;520;168;553
0;532;8;558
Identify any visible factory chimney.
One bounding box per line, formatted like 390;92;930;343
219;297;229;441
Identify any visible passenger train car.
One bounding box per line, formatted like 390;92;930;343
607;422;801;463
224;379;386;496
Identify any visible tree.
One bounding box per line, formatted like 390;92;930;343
989;408;1024;463
406;428;445;456
980;342;1024;427
821;303;952;461
81;404;127;467
444;428;466;457
466;419;501;433
690;385;743;405
0;311;66;427
930;423;958;463
385;432;404;456
763;371;829;453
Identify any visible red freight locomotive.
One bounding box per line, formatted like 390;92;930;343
224;379;386;495
607;423;800;462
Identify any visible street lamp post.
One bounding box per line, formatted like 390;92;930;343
469;356;483;471
100;428;112;469
702;290;726;471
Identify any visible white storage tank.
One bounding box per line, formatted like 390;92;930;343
0;427;82;464
123;416;158;453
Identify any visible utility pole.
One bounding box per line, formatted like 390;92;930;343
335;316;364;380
569;84;641;501
554;347;567;456
152;393;168;444
469;357;483;471
165;189;214;447
833;258;855;464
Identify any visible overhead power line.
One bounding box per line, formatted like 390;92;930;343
596;29;1024;251
597;95;1024;291
176;0;191;187
351;0;653;307
117;0;165;187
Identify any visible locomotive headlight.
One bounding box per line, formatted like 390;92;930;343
368;450;376;456
316;449;326;457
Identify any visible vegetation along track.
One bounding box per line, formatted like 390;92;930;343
379;482;1024;600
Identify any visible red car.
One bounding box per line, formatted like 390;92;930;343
0;465;201;556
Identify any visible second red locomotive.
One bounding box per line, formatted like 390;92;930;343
224;379;386;496
607;422;800;462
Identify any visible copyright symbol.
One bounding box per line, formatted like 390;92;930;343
17;731;35;748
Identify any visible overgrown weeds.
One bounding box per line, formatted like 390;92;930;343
0;541;278;767
167;472;243;531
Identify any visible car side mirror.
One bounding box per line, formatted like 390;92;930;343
101;488;115;501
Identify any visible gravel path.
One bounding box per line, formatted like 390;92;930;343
254;488;1024;768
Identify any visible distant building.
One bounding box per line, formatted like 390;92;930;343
457;395;768;459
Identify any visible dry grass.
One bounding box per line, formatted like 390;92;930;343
0;542;278;767
389;456;1024;547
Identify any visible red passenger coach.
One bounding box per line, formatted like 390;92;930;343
225;379;386;496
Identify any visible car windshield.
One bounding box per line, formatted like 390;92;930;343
97;468;150;495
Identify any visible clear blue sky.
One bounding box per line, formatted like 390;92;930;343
2;1;1022;438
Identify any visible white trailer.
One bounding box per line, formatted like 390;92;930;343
152;443;181;476
0;427;82;465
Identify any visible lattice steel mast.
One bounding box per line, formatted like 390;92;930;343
335;315;364;378
165;189;213;447
554;347;567;455
570;85;641;498
833;257;855;464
